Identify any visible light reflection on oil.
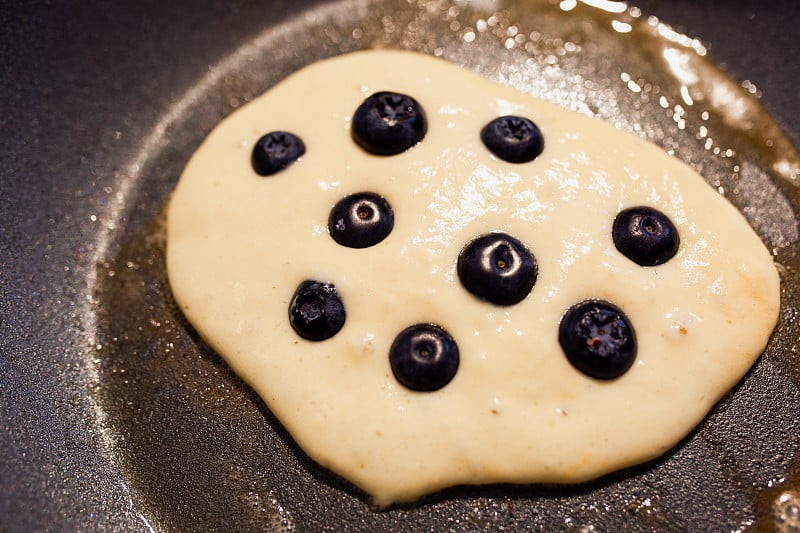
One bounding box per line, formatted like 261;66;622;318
663;48;699;86
611;20;632;33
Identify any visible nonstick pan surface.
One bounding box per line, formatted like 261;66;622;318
2;0;800;530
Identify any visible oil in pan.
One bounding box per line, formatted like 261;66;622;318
89;0;800;530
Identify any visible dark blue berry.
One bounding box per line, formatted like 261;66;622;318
351;92;427;155
251;131;305;176
613;206;680;266
390;324;459;391
480;116;544;163
328;192;394;248
558;300;636;380
457;232;537;306
288;280;345;341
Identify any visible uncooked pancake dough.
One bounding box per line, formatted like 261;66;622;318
166;50;780;506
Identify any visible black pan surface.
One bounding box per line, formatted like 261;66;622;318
2;0;799;531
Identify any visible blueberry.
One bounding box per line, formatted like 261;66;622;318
288;280;345;341
558;300;636;380
251;131;305;176
328;192;394;248
457;232;538;306
389;324;459;391
351;91;427;155
612;206;679;266
480;116;544;163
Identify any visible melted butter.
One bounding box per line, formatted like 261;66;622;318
92;0;800;526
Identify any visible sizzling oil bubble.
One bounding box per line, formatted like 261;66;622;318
88;0;800;530
774;490;800;533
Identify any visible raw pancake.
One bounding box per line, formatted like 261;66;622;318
166;50;780;506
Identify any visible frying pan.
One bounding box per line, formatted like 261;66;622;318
2;0;799;530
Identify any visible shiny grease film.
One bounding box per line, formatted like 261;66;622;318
91;0;800;530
